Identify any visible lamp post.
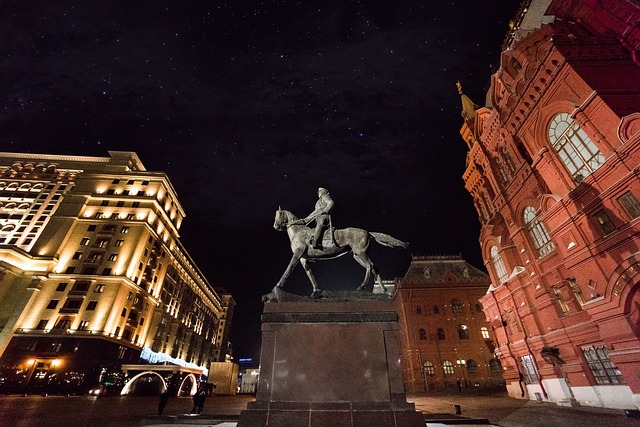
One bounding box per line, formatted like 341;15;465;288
421;363;430;391
456;359;468;387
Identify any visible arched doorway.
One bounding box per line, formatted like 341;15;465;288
120;371;167;396
178;373;198;396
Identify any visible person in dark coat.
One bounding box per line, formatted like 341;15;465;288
158;390;169;415
190;387;206;414
190;390;199;414
195;388;206;414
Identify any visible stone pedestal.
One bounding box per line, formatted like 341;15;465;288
238;291;424;427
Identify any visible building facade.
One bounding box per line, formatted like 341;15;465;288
0;151;232;395
213;290;236;363
459;0;640;409
395;255;503;393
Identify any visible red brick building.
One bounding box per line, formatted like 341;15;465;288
395;255;503;393
459;0;640;410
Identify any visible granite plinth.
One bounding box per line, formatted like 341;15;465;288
238;291;424;427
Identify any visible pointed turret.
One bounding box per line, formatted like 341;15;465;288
457;81;479;149
457;81;479;124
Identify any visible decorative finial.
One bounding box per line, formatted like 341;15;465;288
456;81;463;95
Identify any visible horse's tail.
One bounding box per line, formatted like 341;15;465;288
369;232;409;249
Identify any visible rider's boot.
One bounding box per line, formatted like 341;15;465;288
312;226;324;250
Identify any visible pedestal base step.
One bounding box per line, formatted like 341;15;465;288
237;401;425;427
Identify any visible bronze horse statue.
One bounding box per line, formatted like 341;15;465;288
268;208;408;300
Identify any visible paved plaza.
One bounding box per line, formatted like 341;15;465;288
0;390;637;426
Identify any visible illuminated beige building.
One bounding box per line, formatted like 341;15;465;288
0;151;232;394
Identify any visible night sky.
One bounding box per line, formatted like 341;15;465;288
1;1;519;361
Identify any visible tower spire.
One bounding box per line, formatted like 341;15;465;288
457;81;479;124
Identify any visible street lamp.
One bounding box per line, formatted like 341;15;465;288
456;359;468;387
421;364;430;391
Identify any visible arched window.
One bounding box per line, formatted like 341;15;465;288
481;327;490;339
442;360;455;375
422;361;435;376
457;324;470;340
524;206;555;257
433;305;440;314
451;299;463;313
489;358;503;374
490;246;508;284
419;329;427;340
549;113;604;182
437;328;445;340
467;359;478;375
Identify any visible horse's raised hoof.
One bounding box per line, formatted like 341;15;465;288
310;290;323;299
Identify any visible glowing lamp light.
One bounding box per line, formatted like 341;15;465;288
51;359;62;368
26;359;35;366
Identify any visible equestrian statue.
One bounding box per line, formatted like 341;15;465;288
266;187;408;301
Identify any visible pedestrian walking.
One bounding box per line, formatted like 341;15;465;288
158;390;169;415
190;387;206;414
195;388;206;414
190;391;199;414
456;379;463;393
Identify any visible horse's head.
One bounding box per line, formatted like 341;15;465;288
274;207;301;231
273;206;287;231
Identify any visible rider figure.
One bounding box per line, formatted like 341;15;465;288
302;187;334;250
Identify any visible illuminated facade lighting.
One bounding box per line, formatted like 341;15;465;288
0;151;235;395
